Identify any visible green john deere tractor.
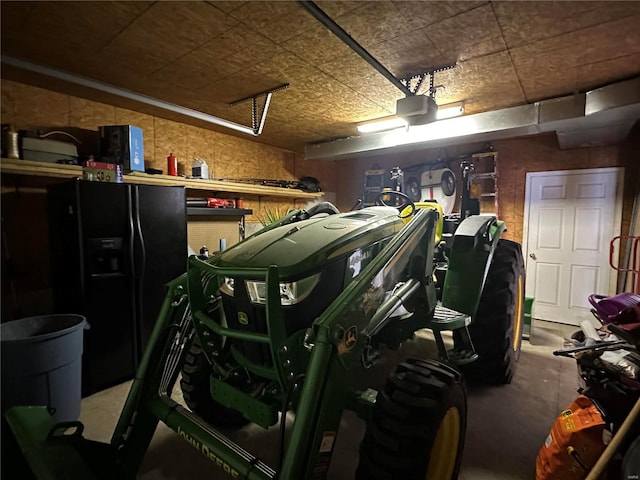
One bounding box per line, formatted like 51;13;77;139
5;160;525;480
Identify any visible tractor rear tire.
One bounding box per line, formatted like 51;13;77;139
356;359;467;480
457;239;525;385
180;339;250;428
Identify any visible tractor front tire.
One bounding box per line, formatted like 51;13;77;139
356;359;467;480
180;339;250;428
458;238;525;385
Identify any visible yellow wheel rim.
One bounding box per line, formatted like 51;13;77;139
425;407;461;480
513;274;524;351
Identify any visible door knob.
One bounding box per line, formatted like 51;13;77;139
529;253;537;260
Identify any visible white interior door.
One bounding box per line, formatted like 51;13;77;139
523;168;623;326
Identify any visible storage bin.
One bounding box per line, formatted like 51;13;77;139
1;314;88;421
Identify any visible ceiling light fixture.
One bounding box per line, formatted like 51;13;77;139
436;101;465;120
360;100;464;134
356;116;408;133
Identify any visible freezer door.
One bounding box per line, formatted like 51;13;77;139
133;184;187;359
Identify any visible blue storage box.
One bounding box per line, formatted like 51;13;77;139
99;125;144;172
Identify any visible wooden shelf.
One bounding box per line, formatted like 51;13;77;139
1;157;83;179
187;208;253;216
1;158;323;199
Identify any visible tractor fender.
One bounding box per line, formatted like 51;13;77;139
441;215;506;316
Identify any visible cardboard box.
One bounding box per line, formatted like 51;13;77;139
83;161;123;183
99;125;144;172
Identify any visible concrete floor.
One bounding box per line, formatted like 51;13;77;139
79;320;579;480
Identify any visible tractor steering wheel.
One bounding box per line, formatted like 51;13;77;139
375;191;416;219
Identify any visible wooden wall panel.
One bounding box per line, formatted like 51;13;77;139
494;133;629;244
1;80;16;118
187;218;244;255
69;97;117;130
1;79;337;223
13;82;69;128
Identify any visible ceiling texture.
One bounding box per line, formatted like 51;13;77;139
2;1;640;157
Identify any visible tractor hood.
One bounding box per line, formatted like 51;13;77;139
217;207;403;278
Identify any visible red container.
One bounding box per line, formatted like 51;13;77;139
167;153;177;176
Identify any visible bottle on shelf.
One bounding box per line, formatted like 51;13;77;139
167;153;177;176
192;158;209;179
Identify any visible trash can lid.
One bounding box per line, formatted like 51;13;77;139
1;314;87;343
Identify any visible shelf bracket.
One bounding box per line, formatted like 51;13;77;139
229;84;290;135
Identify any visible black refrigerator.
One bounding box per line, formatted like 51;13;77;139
47;179;187;396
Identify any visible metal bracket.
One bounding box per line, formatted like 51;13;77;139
400;73;428;96
229;83;290;135
400;64;456;97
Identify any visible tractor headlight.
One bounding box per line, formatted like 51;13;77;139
245;273;320;305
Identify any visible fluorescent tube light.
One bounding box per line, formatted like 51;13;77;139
357;116;408;133
436;102;465;120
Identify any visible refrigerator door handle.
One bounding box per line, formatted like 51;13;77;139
126;186;139;364
132;186;147;363
133;186;146;306
126;186;136;281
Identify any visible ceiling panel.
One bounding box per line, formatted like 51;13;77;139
207;1;247;14
577;52;640;94
227;1;317;43
511;13;640;100
152;26;285;90
390;1;488;32
434;50;525;110
313;1;364;19
316;54;401;114
424;3;505;62
1;0;638;153
367;29;447;78
281;24;356;66
493;1;640;49
1;2;152;67
333;1;415;49
98;2;238;75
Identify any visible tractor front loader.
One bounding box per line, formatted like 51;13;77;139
5;194;525;480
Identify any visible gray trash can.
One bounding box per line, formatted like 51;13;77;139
1;314;88;422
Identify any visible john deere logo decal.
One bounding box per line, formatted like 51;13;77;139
338;326;358;354
238;312;249;325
